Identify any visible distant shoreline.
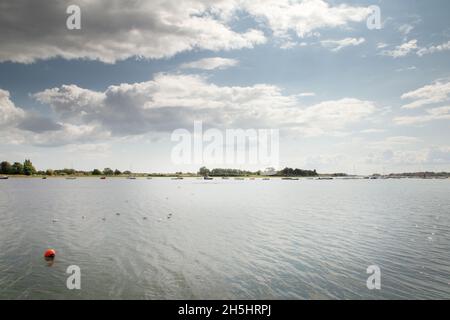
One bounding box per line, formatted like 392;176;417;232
2;175;449;180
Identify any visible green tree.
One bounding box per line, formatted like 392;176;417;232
0;161;12;174
198;166;210;176
23;159;36;176
11;162;23;174
46;169;54;176
64;168;75;175
92;169;102;175
114;169;122;175
103;168;114;175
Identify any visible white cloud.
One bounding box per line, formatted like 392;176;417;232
380;39;450;59
395;80;450;125
243;0;370;38
380;39;418;58
401;80;450;109
34;85;106;119
0;89;25;126
320;37;365;51
0;0;266;64
23;73;378;145
0;88;110;147
0;0;372;63
394;106;450;125
417;40;450;57
286;98;376;136
180;57;238;70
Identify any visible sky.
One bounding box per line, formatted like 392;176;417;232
0;0;450;174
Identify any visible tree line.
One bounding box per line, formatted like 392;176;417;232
198;166;318;177
1;159;36;176
278;167;317;177
0;159;133;176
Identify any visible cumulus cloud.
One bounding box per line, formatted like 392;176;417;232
243;0;370;38
320;37;365;51
400;80;450;109
0;89;25;126
0;88;110;146
0;0;372;63
17;113;63;133
2;73;372;145
0;0;266;64
180;57;239;70
34;84;106;119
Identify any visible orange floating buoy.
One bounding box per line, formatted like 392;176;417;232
44;249;56;258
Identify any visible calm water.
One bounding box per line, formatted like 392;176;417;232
0;178;449;300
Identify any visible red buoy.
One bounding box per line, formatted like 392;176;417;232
44;249;56;258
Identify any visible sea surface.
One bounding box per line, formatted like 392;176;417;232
0;178;449;299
